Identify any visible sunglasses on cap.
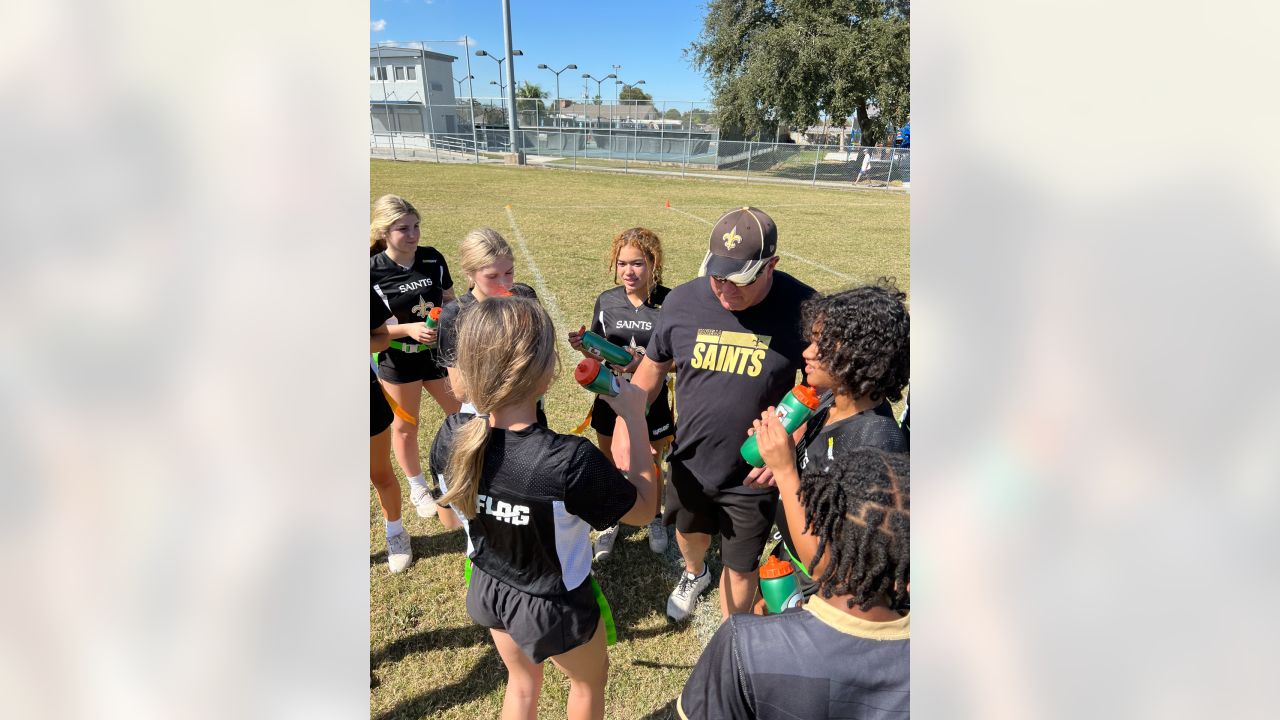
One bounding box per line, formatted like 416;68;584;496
709;257;775;287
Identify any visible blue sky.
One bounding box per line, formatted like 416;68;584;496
370;0;714;105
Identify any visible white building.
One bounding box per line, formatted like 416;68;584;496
370;47;461;134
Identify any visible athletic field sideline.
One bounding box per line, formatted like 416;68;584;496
369;160;909;719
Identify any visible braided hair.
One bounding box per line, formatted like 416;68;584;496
800;448;910;611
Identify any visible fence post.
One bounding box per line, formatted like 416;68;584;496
573;129;578;170
746;141;754;184
812;143;821;185
885;149;897;187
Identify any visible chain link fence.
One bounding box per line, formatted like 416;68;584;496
370;126;909;188
369;40;906;188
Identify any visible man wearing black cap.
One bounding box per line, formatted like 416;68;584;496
620;207;816;621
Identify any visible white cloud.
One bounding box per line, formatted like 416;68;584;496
370;19;386;32
457;35;476;48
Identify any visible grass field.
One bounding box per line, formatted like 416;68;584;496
369;160;909;719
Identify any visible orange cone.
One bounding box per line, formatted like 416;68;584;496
664;199;671;208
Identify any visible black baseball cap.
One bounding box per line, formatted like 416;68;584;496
699;206;778;282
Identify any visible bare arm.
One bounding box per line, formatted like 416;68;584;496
602;378;657;526
754;411;821;573
609;355;672;471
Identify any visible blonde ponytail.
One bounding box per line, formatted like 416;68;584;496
437;297;558;518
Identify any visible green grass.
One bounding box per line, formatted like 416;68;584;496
369;160;909;719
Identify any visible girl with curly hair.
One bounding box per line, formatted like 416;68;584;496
754;279;910;600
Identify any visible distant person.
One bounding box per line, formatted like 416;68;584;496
435;297;657;720
370;194;460;519
621;207;816;621
764;282;910;599
678;449;910;720
854;148;873;184
567;227;675;560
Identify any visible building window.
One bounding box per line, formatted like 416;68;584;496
394;66;405;81
374;66;388;81
430;82;444;92
370;67;376;80
407;66;416;81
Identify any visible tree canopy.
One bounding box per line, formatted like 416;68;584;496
516;81;548;113
688;0;909;144
618;84;653;102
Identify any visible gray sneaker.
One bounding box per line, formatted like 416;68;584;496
386;529;413;573
410;485;437;518
593;525;619;562
647;517;668;553
666;566;711;621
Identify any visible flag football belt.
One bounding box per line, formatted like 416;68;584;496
388;340;433;354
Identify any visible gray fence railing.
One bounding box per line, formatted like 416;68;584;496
370;128;909;188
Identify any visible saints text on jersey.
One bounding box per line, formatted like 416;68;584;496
398;278;434;293
690;329;772;377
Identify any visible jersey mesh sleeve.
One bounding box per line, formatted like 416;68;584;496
429;413;475;504
437;300;462;367
679;618;754;720
589;294;605;335
371;287;392;330
562;440;637;530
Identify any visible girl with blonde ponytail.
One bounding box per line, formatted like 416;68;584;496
432;297;656;720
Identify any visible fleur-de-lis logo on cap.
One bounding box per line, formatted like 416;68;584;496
410;295;431;319
722;226;742;250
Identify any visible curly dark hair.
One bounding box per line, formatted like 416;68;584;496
800;448;910;611
801;279;909;403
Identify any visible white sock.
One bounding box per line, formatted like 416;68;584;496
385;518;404;538
407;473;429;492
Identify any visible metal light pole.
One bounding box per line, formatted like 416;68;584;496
537;63;577;128
581;72;616;129
611;64;621;130
616;79;645;125
475;47;523;140
462;37;478;162
454;74;473;96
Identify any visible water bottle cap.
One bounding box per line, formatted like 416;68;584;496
429;307;442;321
758;555;794;579
791;384;820;410
574;358;602;386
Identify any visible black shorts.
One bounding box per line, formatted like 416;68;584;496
466;564;601;664
590;379;675;441
663;460;778;573
371;374;394;437
377;347;447;384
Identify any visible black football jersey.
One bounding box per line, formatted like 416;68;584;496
370;247;453;327
588;285;670;361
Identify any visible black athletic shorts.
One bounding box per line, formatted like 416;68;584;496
589;379;675;441
664;459;778;573
371;373;394;437
466;563;601;664
376;347;447;384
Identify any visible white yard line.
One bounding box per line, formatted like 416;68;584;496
666;204;858;283
503;205;576;357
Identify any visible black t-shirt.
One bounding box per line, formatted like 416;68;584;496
589;285;670;361
678;596;910;720
431;413;636;595
777;394;908;575
647;272;817;493
370;247;453;333
438;283;539;368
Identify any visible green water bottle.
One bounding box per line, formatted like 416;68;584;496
759;555;802;614
580;330;634;368
740;384;821;467
574;358;619;396
423;306;442;349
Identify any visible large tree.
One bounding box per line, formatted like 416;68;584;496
688;0;909;144
618;85;653;102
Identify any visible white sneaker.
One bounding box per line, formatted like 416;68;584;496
410;485;437;518
386;529;413;573
666;566;711;621
593;525;619;562
648;517;668;553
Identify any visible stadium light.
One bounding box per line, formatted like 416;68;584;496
536;63;578;128
582;73;616;129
